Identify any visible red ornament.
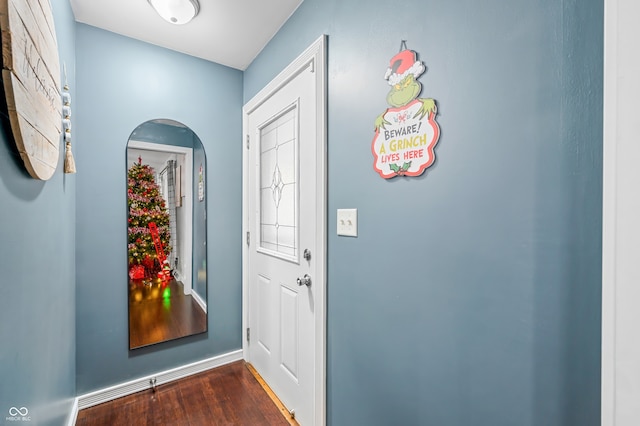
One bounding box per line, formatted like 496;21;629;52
129;264;145;280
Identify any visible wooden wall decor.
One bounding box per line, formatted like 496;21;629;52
1;0;62;180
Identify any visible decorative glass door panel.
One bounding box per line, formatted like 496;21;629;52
258;104;299;262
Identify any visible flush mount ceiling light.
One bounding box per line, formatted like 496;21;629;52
147;0;200;25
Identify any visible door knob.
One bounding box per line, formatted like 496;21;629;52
297;274;312;287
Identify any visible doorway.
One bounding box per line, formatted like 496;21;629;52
243;35;327;425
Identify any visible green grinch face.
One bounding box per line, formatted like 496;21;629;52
386;74;422;108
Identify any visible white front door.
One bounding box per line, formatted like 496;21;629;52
243;36;326;426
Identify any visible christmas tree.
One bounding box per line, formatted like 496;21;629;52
127;158;172;277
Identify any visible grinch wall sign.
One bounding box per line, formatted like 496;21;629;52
372;43;440;179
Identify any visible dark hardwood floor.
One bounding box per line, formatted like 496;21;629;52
76;361;294;426
129;278;207;349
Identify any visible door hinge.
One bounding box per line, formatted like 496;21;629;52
246;134;250;149
246;327;250;342
246;231;250;246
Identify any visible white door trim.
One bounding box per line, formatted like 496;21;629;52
242;34;327;426
602;0;640;424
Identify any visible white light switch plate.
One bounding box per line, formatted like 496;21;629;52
337;209;358;237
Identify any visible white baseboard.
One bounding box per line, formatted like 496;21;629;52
67;397;79;426
192;290;207;313
74;350;242;413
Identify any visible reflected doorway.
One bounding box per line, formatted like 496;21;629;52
126;119;207;349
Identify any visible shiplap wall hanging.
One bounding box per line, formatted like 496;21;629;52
1;0;62;180
372;42;440;179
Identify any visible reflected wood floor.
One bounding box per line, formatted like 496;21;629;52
76;361;294;426
129;278;207;348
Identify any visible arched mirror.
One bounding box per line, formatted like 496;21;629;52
126;119;207;349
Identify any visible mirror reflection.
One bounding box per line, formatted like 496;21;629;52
127;119;207;349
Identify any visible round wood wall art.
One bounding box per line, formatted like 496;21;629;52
1;0;62;180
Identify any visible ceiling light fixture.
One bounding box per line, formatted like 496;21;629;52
147;0;200;25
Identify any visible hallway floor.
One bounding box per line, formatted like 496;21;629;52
76;361;295;425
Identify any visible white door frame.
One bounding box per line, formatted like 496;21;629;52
242;35;327;426
128;140;193;295
602;0;640;424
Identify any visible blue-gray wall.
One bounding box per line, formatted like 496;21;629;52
74;24;243;392
128;120;194;148
0;1;76;424
245;0;603;425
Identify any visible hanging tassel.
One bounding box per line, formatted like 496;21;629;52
64;141;76;174
61;62;76;174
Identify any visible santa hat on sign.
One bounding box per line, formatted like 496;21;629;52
384;49;425;86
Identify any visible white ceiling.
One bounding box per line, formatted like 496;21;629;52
128;148;176;174
69;0;303;70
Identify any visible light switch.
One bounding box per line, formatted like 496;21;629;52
337;209;358;237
